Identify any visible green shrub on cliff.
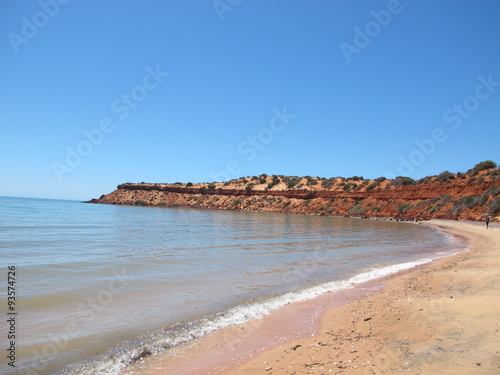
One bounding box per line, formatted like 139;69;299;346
472;194;487;207
468;160;497;176
135;200;147;206
448;206;463;217
415;201;428;209
307;178;318;186
286;177;300;189
391;176;415;186
186;182;193;187
305;176;318;186
321;177;336;189
489;197;500;216
266;176;280;189
437;171;455;182
416;176;433;185
156;202;166;207
454;195;475;208
349;205;367;215
440;194;452;204
490;169;500;180
486;186;500;197
429;205;441;215
398;203;414;214
466;187;500;210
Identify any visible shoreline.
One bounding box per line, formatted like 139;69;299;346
125;220;499;375
86;199;497;224
217;220;499;374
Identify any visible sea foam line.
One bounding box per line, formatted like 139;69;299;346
61;251;464;375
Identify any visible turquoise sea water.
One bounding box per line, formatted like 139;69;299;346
0;197;465;375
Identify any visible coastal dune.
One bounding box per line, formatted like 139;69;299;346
129;220;499;375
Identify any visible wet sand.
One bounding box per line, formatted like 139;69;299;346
130;220;499;375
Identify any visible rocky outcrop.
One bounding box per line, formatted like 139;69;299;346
86;167;500;222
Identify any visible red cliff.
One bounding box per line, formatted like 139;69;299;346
87;162;500;222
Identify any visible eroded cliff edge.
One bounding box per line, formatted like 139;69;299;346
87;163;500;222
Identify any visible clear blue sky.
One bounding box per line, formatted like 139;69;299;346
1;0;499;200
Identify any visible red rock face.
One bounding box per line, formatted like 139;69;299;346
89;170;500;222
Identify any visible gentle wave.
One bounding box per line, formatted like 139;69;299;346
61;246;466;375
2;197;466;375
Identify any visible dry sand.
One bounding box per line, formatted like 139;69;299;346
131;220;499;375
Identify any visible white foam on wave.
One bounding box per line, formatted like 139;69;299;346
62;249;463;375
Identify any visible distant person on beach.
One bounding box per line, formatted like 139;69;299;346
485;216;490;229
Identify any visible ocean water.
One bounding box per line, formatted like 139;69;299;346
0;196;466;375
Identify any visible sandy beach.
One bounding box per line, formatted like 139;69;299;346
221;220;500;375
130;220;499;375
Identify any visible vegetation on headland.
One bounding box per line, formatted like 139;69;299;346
87;161;499;222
